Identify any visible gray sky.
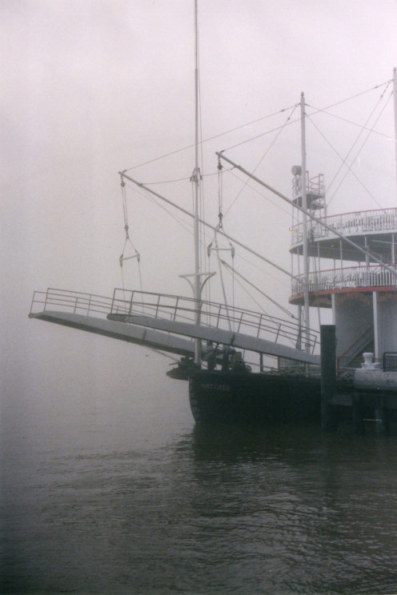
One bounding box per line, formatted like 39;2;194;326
1;0;397;399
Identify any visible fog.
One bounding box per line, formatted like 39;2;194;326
1;0;397;420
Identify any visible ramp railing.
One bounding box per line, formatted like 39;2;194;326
30;288;114;319
110;288;319;354
30;287;319;355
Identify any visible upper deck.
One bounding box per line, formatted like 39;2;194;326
290;207;397;262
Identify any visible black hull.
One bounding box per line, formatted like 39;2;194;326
189;370;326;425
188;370;362;426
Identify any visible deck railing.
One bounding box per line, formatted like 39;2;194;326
110;288;319;354
30;289;115;319
291;264;397;295
291;207;397;246
30;287;319;354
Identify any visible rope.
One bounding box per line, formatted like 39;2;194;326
119;176;143;293
122;105;298;174
206;158;236;330
308;85;393;208
224;103;298;218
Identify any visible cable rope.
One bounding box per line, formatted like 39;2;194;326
227;167;291;219
135;183;215;259
206;158;236;330
308;118;383;209
307;89;392;209
121;80;391;177
307;79;392;119
224;104;298;217
144;175;192;186
119;178;143;293
140;168;290;300
222;79;391;154
228;271;269;317
222;110;300;153
220;258;296;320
235;248;291;289
131;181;216;250
306;106;393;141
215;238;233;332
122;105;299;173
310;82;391;198
137;167;233;187
122;173;296;280
326;88;393;207
132;184;194;235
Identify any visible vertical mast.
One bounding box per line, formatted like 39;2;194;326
300;93;310;350
192;0;201;364
394;68;397;204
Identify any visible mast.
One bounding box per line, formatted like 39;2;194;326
192;0;201;364
300;93;310;351
394;68;397;204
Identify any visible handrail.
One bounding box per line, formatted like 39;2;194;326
111;288;319;354
30;288;115;319
291;207;397;247
291;263;397;295
30;287;320;354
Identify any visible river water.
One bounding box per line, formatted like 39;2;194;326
2;346;397;594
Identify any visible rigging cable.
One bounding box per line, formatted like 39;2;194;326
224;103;299;218
207;157;236;331
120;80;391;176
119;176;143;293
307;83;393;208
222;80;392;154
122;104;298;174
220;259;297;320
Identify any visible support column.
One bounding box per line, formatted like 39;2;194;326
331;293;336;325
373;291;379;361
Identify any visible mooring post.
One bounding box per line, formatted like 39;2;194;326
320;325;337;431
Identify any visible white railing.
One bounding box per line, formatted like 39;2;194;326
291;264;397;295
29;288;114;318
111;288;319;354
30;287;320;355
291;207;397;246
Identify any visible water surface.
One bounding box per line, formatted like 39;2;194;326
2;359;397;594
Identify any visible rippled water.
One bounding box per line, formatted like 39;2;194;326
2;372;397;594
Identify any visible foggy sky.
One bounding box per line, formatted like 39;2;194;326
1;0;397;407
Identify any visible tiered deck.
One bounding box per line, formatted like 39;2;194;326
290;207;397;306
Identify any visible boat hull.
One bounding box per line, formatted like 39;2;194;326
189;370;324;425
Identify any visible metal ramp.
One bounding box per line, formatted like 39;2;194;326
30;288;320;366
29;289;195;356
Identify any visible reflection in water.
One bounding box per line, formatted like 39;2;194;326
3;402;397;593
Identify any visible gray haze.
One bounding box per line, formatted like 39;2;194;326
1;0;397;422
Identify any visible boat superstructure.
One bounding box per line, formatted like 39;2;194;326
290;198;397;370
